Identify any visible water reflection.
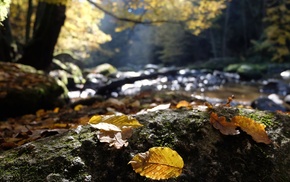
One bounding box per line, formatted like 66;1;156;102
194;82;262;105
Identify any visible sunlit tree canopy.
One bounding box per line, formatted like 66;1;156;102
262;0;290;61
55;0;112;59
89;0;227;35
0;0;11;24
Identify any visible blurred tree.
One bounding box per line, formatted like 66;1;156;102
207;0;265;58
0;0;67;69
0;0;10;24
1;0;228;69
17;1;66;70
87;0;227;66
1;0;110;70
0;0;12;61
54;0;111;60
88;0;227;35
253;0;290;62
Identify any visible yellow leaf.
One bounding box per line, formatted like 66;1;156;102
74;104;83;111
88;115;102;124
209;112;271;144
129;147;184;180
176;100;191;109
88;115;143;128
53;123;69;128
36;109;46;117
53;107;60;113
232;116;272;144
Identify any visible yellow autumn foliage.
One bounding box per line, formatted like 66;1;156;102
259;0;290;61
97;0;227;35
89;114;143;128
39;0;69;6
0;0;10;24
55;0;111;59
129;147;184;180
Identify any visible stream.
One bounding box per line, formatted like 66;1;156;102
77;67;290;110
194;82;262;105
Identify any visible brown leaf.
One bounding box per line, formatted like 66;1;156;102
210;112;240;135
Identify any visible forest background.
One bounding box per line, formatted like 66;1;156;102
0;0;289;70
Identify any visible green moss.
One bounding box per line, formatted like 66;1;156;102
238;108;277;127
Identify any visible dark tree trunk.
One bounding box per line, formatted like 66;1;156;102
18;2;66;70
0;18;14;62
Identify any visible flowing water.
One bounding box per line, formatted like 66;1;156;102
193;82;262;105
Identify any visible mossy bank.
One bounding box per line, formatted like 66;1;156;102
0;108;289;181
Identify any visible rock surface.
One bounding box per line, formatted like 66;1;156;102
0;108;289;181
0;62;65;118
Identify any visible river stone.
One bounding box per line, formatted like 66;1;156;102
251;97;287;112
49;59;85;90
0;108;289;181
0;62;64;118
90;63;118;77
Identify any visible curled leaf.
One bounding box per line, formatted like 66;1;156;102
209;112;271;144
129;147;184;180
232;116;272;144
210;112;240;135
97;126;133;149
89;115;142;149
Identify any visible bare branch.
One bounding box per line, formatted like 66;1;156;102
87;0;180;25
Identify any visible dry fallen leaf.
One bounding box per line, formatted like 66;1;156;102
129;147;184;180
89;115;142;149
210;112;271;144
91;122;121;131
74;104;84;111
97;126;133;149
232;116;272;144
176;100;191;109
210;112;240;135
89;114;143;128
147;103;171;112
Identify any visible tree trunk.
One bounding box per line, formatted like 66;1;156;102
222;1;231;57
0;18;14;62
25;0;33;43
18;2;66;70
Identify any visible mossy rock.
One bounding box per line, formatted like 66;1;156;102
90;63;118;76
0;108;289;181
192;58;241;71
224;63;267;80
51;59;85;86
0;62;65;118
